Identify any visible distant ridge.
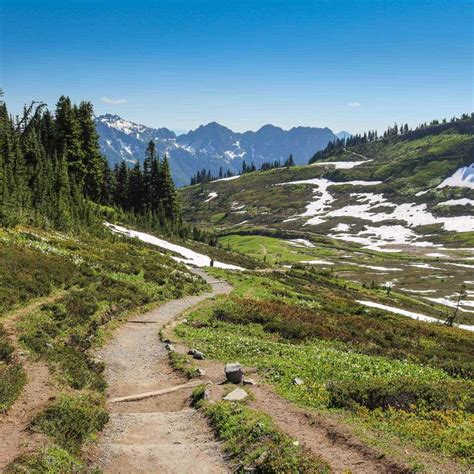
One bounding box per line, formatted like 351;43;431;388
95;115;338;186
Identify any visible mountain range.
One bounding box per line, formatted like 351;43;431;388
95;114;339;186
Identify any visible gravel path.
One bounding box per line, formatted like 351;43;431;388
94;269;231;473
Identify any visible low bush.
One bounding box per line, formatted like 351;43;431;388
0;364;26;412
5;446;84;473
204;401;330;473
327;377;474;413
169;351;200;379
31;394;109;454
0;325;14;363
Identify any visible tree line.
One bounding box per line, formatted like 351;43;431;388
190;155;295;186
309;112;474;164
0;93;181;233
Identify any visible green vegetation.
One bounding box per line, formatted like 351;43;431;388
31;394;108;454
0;325;26;412
169;351;200;379
201;400;330;472
1;225;208;468
0;93;181;233
6;446;85;474
174;267;474;467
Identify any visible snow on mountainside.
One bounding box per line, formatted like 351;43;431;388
95;114;338;186
438;163;474;189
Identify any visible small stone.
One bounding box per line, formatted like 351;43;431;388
223;388;248;402
243;378;256;385
197;368;206;376
165;343;175;352
182;319;188;324
193;350;205;360
225;362;244;383
293;377;304;386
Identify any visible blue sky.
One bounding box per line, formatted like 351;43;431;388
1;0;473;134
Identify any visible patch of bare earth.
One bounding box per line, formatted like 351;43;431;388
0;294;63;470
91;269;232;473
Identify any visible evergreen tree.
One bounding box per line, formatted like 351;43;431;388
77;101;106;201
55;96;85;186
158;155;179;222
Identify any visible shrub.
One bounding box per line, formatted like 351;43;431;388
0;364;26;412
190;384;207;407
31;394;109;454
327;377;474;413
0;325;14;363
5;446;84;473
205;401;329;473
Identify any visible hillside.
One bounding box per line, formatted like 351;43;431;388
181;117;474;244
96;114;338;186
180;117;474;323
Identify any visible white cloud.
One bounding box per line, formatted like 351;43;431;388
347;102;361;108
101;96;127;105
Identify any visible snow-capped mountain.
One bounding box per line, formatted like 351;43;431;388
95;114;338;186
336;131;352;140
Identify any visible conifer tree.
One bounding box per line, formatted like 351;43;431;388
77;101;106;201
158;155;179;222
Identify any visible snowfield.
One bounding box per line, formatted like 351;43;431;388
437;163;474;189
106;223;244;271
356;300;474;332
278;177;474;249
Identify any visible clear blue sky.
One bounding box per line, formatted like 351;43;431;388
1;0;473;134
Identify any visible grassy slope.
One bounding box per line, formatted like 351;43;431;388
0;225;208;470
179;118;474;244
173;267;474;469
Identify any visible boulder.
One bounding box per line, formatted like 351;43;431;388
225;362;244;383
197;368;206;377
164;343;175;352
188;348;196;355
223;388;248;402
193;350;205;360
293;377;304;386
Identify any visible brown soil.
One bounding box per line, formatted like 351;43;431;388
0;294;63;470
91;269;232;473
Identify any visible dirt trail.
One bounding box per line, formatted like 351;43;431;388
93;269;232;473
0;294;63;471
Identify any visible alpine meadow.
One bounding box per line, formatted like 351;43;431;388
1;1;473;473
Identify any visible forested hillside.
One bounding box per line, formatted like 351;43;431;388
0;94;180;233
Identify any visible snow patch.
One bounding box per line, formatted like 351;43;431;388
356;300;474;332
288;239;315;248
106;223;244;271
204;192;218;203
437;164;474;189
309;160;370;169
438;198;474;206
